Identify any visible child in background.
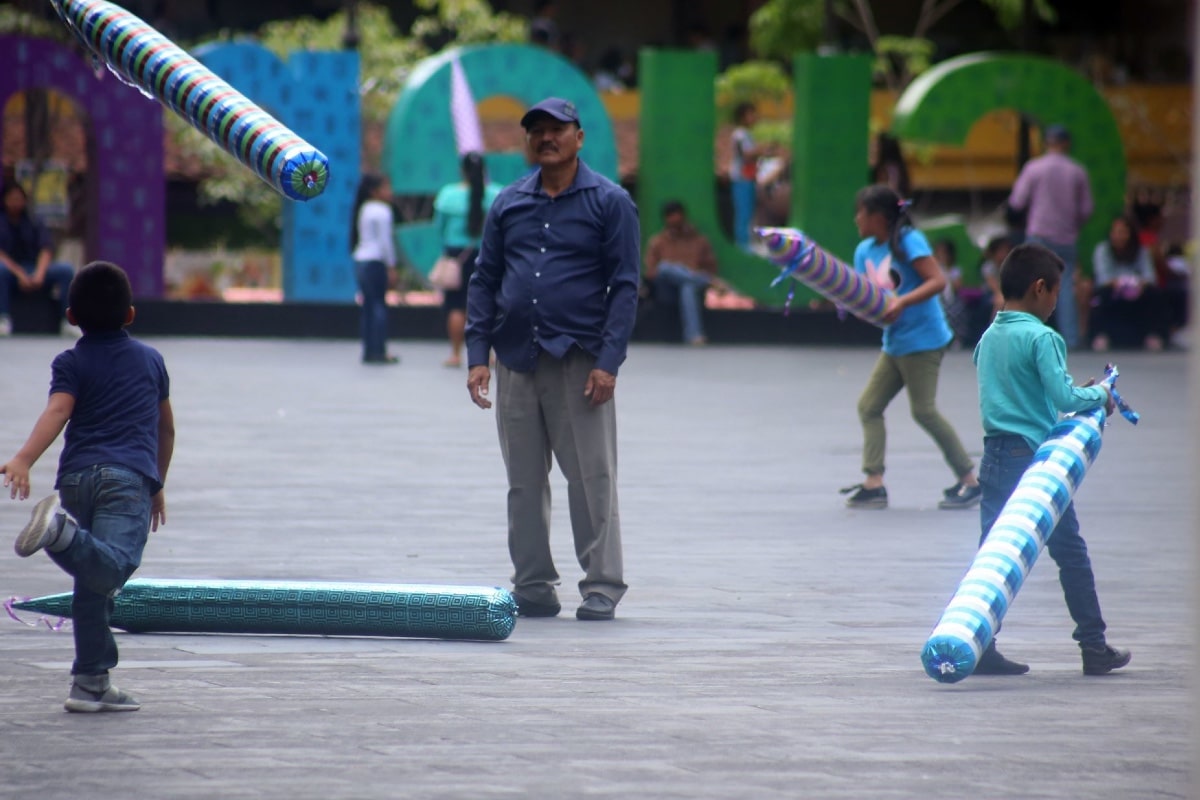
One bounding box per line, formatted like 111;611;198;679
840;185;981;511
971;243;1129;676
2;261;175;712
933;238;967;346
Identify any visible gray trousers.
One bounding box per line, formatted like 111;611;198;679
495;348;626;605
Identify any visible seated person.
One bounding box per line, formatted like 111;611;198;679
643;200;727;346
1090;214;1168;352
0;182;74;336
1162;243;1190;334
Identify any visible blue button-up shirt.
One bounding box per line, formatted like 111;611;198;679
465;159;641;375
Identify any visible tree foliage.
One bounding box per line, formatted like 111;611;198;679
749;0;1058;90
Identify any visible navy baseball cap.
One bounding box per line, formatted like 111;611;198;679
520;97;580;129
1044;125;1071;143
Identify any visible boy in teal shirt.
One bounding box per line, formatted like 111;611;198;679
972;243;1130;676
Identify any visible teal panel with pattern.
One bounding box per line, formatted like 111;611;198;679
196;43;361;301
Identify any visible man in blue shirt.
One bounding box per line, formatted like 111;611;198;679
466;97;640;622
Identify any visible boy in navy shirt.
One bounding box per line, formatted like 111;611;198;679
2;261;174;712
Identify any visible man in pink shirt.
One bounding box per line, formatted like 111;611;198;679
1008;126;1094;349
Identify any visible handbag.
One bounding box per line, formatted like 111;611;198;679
429;252;465;291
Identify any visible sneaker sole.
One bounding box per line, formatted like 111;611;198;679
64;699;141;712
14;495;60;557
845;500;888;509
576;608;615;621
1083;655;1132;676
937;498;981;510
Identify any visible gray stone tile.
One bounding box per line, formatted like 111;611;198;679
0;338;1190;799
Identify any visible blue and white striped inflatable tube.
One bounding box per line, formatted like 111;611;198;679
921;408;1106;683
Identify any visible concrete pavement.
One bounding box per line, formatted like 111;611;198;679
0;336;1191;799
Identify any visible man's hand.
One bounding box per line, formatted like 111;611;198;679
15;271;35;292
28;270;45;290
584;369;616;406
468;365;492;409
0;456;33;500
150;491;167;532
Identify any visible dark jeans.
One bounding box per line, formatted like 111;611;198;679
1090;284;1170;345
355;260;389;360
48;465;153;676
979;435;1106;648
0;261;74;316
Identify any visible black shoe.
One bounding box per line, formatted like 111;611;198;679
974;643;1029;675
363;354;400;365
1081;644;1131;675
840;483;887;509
938;483;982;510
512;593;561;618
576;593;616;621
943;482;964;499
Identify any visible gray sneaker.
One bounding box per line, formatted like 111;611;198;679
64;680;141;713
14;494;65;557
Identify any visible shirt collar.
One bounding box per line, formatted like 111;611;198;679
515;158;601;197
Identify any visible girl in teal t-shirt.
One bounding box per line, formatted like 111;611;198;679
434;152;502;367
841;184;979;511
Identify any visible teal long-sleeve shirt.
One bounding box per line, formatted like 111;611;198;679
973;310;1108;450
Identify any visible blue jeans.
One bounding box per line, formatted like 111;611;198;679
731;179;756;249
1027;237;1079;349
48;465;153;676
0;261;74;316
979;435;1106;647
655;261;712;342
355;260;389;360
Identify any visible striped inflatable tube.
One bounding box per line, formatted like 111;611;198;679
49;0;328;200
921;409;1106;682
755;226;895;327
12;579;518;641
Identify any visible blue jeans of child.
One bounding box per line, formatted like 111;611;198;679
655;261;712;342
48;465;153;676
1027;237;1079;349
731;179;756;249
0;261;74;316
979;435;1106;648
355;260;389;360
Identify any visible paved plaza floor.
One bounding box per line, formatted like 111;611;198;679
0;336;1192;799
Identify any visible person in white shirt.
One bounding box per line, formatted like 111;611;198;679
350;173;398;364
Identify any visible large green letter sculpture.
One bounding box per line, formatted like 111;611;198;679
638;50;871;306
385;45;618;276
891;54;1127;276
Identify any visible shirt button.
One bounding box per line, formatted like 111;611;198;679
532;298;538;304
544;223;550;228
534;325;539;331
535;272;541;277
540;247;546;253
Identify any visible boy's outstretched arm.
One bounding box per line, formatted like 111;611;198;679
0;392;75;500
151;398;175;532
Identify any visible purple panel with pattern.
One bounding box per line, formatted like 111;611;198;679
0;36;164;298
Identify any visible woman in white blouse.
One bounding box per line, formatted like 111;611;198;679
1090;215;1168;352
350;173;398;364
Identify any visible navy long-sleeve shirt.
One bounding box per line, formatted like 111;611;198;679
465;159;641;375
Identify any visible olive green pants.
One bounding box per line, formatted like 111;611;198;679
856;348;974;478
